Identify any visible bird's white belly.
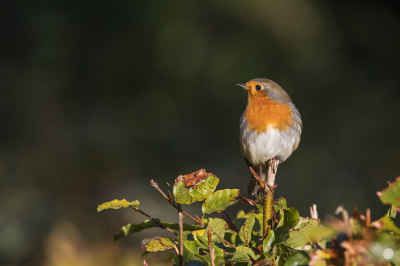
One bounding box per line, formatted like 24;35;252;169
240;120;299;167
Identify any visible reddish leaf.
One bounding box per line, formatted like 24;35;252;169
174;169;212;186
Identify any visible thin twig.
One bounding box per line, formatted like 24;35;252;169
366;208;371;227
208;227;216;266
249;166;265;189
222;238;237;249
173;242;180;255
335;206;352;238
150;180;205;227
130;207;178;236
221;210;239;232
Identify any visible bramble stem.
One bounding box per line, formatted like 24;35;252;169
263;158;279;235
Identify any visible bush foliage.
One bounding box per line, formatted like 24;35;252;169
98;170;400;266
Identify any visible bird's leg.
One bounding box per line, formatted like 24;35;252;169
263;158;279;235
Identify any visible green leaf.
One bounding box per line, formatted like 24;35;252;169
275;244;297;266
230;246;258;262
239;215;255;245
141;251;150;257
373;215;400;235
283;251;310;266
202;189;239;214
377;177;400;208
183;240;199;255
224;232;239;246
114;220;158;241
202;218;226;243
173;175;219;204
97;199;139;212
286;218;319;249
274;208;300;244
113;220;203;241
196;234;209;249
140;236;174;252
263;230;275;253
274;197;287;212
162;222;204;231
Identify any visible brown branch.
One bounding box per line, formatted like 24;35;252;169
130;207;178;236
150;180;205;227
249;166;265;189
208;226;216;266
222;239;236;250
221;210;239;232
172;242;179;255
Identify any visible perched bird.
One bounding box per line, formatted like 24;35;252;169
237;78;302;196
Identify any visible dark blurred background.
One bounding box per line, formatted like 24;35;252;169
1;0;400;265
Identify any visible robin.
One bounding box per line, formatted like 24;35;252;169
236;78;302;196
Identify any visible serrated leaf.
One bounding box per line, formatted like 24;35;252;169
263;230;275;253
202;218;226;243
377;177;400;208
140;236;174;252
372;215;400;234
239;215;255;245
173;174;219;204
97;199;139;212
286;218;319;249
202;189;239;214
275;208;300;244
229;246;258;262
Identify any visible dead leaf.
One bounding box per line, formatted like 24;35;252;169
174;169;213;186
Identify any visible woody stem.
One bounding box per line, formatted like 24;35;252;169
263;158;279;235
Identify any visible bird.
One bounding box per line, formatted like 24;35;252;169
236;78;302;196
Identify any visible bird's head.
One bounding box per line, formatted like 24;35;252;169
236;78;292;104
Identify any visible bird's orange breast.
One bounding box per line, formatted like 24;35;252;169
244;96;293;133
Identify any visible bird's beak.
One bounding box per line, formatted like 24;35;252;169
236;83;247;90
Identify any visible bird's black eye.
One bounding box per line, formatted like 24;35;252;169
255;85;262;91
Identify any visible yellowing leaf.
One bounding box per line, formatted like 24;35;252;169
97;199;139;212
140;236;175;252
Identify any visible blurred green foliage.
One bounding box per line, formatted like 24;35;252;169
1;0;400;265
